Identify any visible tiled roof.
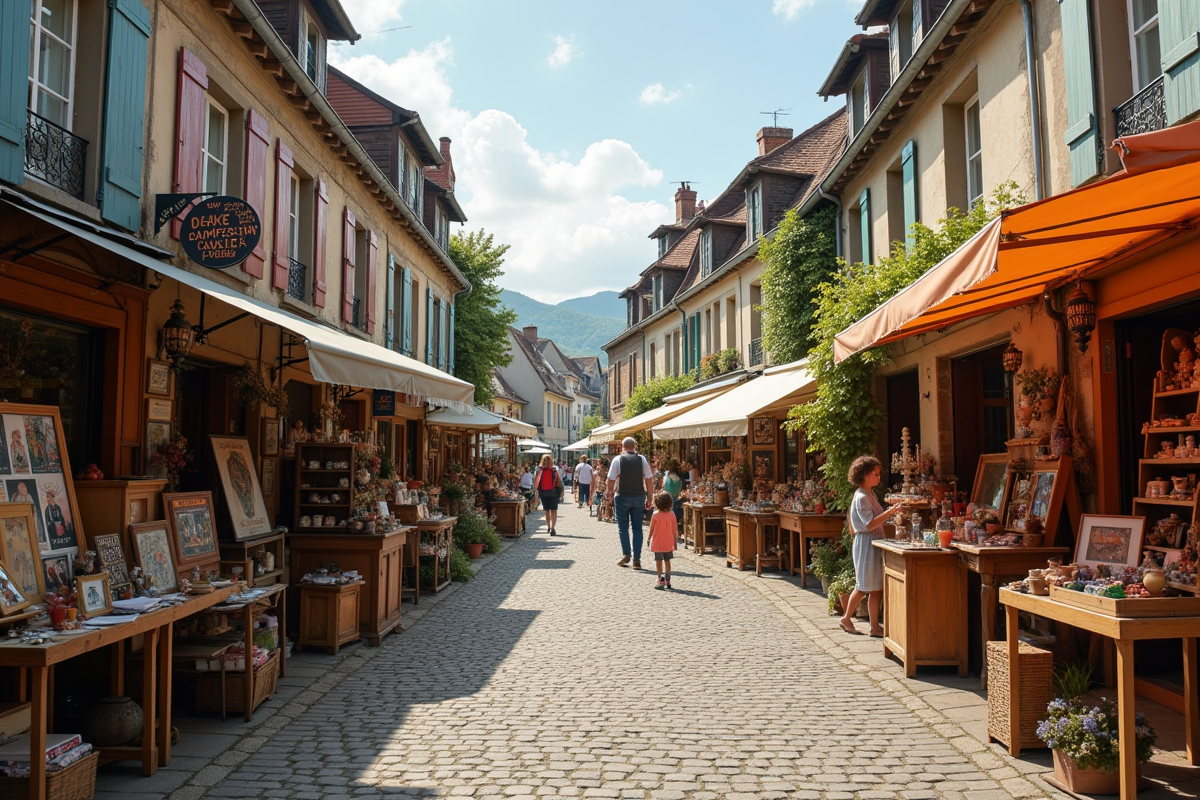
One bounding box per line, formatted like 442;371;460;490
706;202;747;226
659;228;700;269
818;32;888;98
750;111;848;175
647;221;687;239
508;327;574;399
491;371;527;405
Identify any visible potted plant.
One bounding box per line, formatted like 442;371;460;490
1037;697;1156;794
453;510;499;559
1014;366;1059;421
808;541;844;596
828;564;857;616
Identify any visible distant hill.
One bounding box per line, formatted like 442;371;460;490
557;291;623;320
500;289;625;365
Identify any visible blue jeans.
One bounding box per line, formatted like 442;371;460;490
614;494;646;557
576;482;591;505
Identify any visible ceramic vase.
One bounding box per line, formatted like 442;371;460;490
1143;567;1167;597
84;696;143;746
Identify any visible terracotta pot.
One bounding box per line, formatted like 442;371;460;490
48;606;66;628
84;696;143;747
464;542;485;559
1051;750;1123;795
938;529;954;548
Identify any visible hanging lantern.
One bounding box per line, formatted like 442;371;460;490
1065;286;1097;353
1002;342;1023;373
161;298;196;368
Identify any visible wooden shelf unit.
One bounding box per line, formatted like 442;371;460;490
219;531;286;587
294;443;356;532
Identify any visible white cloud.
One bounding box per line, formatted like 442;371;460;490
331;40;673;303
338;0;406;35
638;82;686;106
546;36;575;68
772;0;817;20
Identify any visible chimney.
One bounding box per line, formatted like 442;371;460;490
523;325;539;342
439;137;455;192
674;183;697;223
756;126;793;156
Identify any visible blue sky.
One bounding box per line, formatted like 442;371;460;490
332;0;859;302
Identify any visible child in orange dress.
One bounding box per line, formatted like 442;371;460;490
648;491;678;590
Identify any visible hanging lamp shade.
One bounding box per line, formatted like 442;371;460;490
161;298;196;368
1065;287;1096;354
1002;342;1023;373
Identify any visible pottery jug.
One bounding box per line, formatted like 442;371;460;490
1143;567;1167;597
84;696;143;746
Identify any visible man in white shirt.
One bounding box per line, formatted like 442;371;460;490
605;437;655;569
518;466;535;510
573;456;594;508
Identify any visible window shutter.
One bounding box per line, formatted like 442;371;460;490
888;17;900;82
401;266;413;355
99;0;151;232
271;139;293;290
312;178;328;308
901;140;918;249
1059;0;1100;187
681;323;689;372
0;0;31;184
342;207;355;323
1160;0;1200;124
859;188;872;265
436;299;446;369
425;287;434;364
366;230;379;334
691;313;701;369
239;108;269;279
173;48;208;239
448;302;456;375
385;253;396;349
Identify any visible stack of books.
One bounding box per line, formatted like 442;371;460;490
0;733;93;778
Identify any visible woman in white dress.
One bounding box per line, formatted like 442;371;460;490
840;456;903;637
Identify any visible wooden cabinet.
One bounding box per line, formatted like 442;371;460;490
74;478;167;553
876;540;968;678
287;529;409;645
777;512;846;586
294;443;356;533
492;500;526;538
725;509;781;574
298;581;362;653
219;532;286;586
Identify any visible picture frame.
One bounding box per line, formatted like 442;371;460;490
91;533;131;597
971;454;1011;513
146;397;173;423
0;503;45;600
261;458;276;495
209;436;273;541
76;572;112;618
0;560;31;616
0;405;83;559
752;450;775;481
162;492;220;571
146;421;172;462
751;417;776;447
146;358;173;397
262;418;280;457
41;553;72;594
1074;514;1146;570
130;521;178;593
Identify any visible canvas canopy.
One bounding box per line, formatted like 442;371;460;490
651;361;816;440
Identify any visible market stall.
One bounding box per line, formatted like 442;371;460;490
875;539;969;678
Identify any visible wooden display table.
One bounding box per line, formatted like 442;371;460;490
875;540;969;677
298;581;363;654
416;517;456;593
1000;589;1200;798
778;512;845;586
288;529;410;645
724;509;783;575
200;583;287;721
492;499;526;538
685;503;725;555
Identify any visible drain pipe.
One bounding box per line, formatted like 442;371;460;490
817;187;843;259
1019;0;1045;200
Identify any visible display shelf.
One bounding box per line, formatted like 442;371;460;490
1139;458;1200;465
1154;387;1200;398
1145;425;1200;434
1133;497;1196;506
293;443;357;533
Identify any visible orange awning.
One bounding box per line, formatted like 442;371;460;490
833;118;1200;362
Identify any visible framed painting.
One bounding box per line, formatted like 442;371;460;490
1074;515;1146;570
0;406;83;559
209;436;272;541
92;533;131;597
76;573;112;618
41;553;72;594
162;492;220;570
146;358;173;397
971;454;1010;513
261;458;276;495
0;503;44;600
146;397;173;423
130;521;178;593
751;418;776;447
0;560;31;616
147;421;171;459
752;450;775;481
262;418;280;457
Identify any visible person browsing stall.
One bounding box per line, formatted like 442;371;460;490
841;455;904;637
606;437;655;570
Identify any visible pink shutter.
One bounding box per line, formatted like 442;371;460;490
342;207;356;322
272;139;294;290
172;47;208;239
242;108;269;279
366;230;379;334
312;179;328;308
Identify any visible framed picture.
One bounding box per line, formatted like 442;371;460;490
752;418;776;446
146;398;173;423
76;573;112;618
162;492;220;570
262;418;280;457
209;436;272;541
91;533;131;596
0;560;31;616
0;503;45;600
147;421;171;460
41;554;72;594
0;406;82;562
710;437;729;451
146;358;173;397
1074;514;1146;570
971;454;1011;513
752;450;775;481
130;521;178;593
261;458;276;495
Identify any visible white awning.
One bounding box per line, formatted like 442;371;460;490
497;415;537;438
8;200;476;414
651;361;816;440
518;438;551;449
426;406;504;431
521;447;552;455
562;438;592;451
590;391;727;445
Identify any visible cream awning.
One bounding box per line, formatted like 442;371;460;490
651;361;816;440
497;415;537;438
562;438;592;451
588;379;743;445
518;438;551;449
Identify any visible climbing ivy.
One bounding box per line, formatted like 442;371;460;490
758;204;838;363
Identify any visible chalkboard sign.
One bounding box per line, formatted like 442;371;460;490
373;390;396;416
179;196;261;269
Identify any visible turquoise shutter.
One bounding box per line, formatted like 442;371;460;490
401;266;412;355
681;323;689;372
384;253;396;350
1160;0;1200;124
1059;0;1100;187
859;188;872;265
0;0;33;184
691;313;700;369
901;141;918;249
435;299;445;369
425;287;433;364
448;302;456;375
101;0;152;230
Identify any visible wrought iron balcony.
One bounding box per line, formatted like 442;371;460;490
748;337;764;367
25;110;87;199
1114;76;1166;138
286;258;307;303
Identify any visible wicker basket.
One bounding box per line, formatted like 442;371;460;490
0;750;99;800
196;650;280;715
987;640;1054;750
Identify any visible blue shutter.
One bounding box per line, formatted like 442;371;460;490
436;299;446;369
401;266;412;355
0;0;33;185
681;323;689;372
901;141;918;249
859;188;872;265
1059;0;1100;187
384;253;396;350
425;287;434;365
100;0;151;231
448;301;456;375
1160;0;1200;124
691;313;700;370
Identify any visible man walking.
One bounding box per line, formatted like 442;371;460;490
606;437;654;569
573;456;593;508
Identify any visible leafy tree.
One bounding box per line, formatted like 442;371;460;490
758;204;838;363
579;414;604;441
449;230;518;405
624;373;695;419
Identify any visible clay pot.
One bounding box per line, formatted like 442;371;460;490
84;696;143;747
1143;567;1167;597
48;606;66;629
1051;750;1123;795
938;529;955;548
464;542;485;559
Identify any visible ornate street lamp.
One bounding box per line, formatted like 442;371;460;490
1002;342;1023;373
161;298;196;368
1065;285;1097;354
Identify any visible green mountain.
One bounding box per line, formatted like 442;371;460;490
500;290;625;365
557;291;623;319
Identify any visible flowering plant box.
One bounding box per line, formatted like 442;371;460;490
1048;584;1200;617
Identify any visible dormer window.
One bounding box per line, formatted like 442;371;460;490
401;148;423;213
889;0;915;82
300;10;325;89
748;185;763;241
850;73;867;135
699;228;713;276
658;236;667;259
653;273;663;311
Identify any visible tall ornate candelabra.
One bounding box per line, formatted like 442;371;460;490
890;426;922;495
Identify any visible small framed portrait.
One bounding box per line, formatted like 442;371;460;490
130;521;178;593
0;502;45;599
262;418;280;457
41;553;72;594
146;397;173;423
162;491;220;570
1075;514;1146;570
147;421;172;458
146;359;173;397
91;533;131;597
76;572;112;618
752;417;776;447
0;559;31;616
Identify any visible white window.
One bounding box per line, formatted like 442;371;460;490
404;149;423;212
1128;0;1161;91
657;236;667;258
201;97;229;195
965;96;983;207
287;173;301;260
699;228;712;276
28;0;79;129
749;185;763;240
850;75;867;135
653;273;663;311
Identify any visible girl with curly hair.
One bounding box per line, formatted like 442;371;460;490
841;455;904;637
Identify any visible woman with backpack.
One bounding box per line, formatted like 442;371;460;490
535;454;563;535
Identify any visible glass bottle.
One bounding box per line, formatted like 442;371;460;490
910;512;923;544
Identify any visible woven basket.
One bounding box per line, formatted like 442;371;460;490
0;750;99;800
196;650;280;715
987;640;1054;750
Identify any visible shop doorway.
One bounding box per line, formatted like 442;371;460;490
176;362;240;492
952;345;1012;493
885;371;920;489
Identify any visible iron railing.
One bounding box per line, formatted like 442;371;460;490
25;110;87;199
287;258;307;303
1114;76;1166;138
748;337;764;367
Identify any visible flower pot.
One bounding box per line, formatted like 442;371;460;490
48;606;67;629
1051;750;1122;795
84;696;143;747
464;542;485;559
938;529;955;548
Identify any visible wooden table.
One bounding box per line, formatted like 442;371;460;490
684;503;725;555
724;509;783;575
207;583;288;721
777;512;845;586
1000;589;1200;799
0;587;239;800
492;499;526;538
875;540;969;677
416;517;457;593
